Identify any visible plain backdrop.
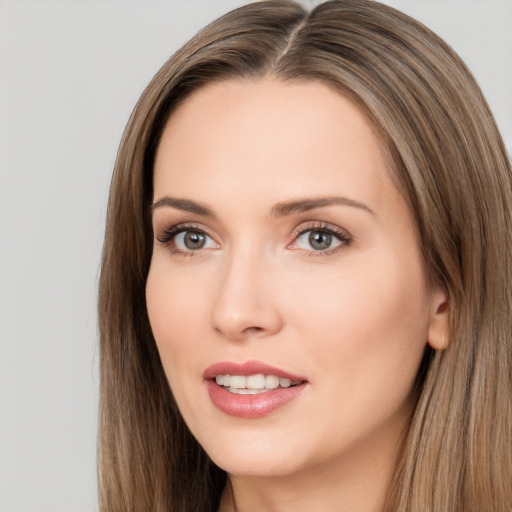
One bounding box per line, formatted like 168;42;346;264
0;1;510;511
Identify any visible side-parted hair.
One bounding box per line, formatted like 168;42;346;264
98;1;512;511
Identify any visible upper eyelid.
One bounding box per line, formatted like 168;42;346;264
290;220;352;239
156;222;217;245
157;221;212;234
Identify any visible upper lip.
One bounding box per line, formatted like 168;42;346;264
203;360;306;382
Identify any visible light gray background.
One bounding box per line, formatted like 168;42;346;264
0;1;510;511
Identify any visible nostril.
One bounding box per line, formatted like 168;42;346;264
244;326;264;333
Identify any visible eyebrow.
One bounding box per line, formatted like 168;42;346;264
151;195;375;218
151;196;215;217
271;196;376;218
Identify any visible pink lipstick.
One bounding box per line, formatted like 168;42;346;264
204;360;307;418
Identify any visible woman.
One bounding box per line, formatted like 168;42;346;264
98;1;512;511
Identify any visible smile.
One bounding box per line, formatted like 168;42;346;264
215;374;302;394
204;361;308;418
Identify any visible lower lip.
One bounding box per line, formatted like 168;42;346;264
206;380;307;418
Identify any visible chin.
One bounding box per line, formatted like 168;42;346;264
211;453;301;478
198;428;308;477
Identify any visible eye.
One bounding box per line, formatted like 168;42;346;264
157;224;219;253
174;230;217;251
288;223;352;255
296;230;341;251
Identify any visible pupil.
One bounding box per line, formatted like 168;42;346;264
184;231;205;249
309;231;331;250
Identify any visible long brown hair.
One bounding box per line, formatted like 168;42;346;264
98;1;512;510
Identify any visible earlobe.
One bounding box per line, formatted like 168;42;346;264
427;289;450;351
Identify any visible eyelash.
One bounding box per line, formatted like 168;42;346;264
156;223;215;257
288;221;353;256
156;221;353;257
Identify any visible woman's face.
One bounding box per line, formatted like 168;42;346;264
146;78;447;478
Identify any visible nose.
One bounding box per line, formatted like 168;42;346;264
210;246;283;341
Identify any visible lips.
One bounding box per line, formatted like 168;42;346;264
204;360;308;418
203;360;305;381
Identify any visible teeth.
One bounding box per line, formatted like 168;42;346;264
228;387;270;395
230;375;247;389
246;374;266;389
215;373;301;393
279;378;292;388
266;375;280;389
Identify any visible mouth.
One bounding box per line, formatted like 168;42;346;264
214;373;303;394
204;361;308;418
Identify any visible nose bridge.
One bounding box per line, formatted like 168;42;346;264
210;240;282;340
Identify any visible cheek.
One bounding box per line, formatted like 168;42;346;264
290;250;428;331
146;263;206;371
145;263;212;433
280;259;430;459
286;251;431;391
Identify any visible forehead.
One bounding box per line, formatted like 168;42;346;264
153;78;396;214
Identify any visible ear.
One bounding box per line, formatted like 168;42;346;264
427;288;450;351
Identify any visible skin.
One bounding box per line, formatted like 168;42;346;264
146;78;448;512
